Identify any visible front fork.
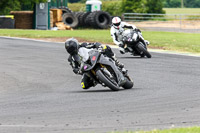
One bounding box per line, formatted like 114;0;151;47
138;33;147;48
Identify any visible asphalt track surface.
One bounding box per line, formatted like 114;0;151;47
0;37;200;133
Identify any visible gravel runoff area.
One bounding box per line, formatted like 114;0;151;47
129;20;200;33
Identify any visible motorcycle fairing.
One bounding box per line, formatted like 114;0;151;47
80;49;125;84
97;55;125;83
81;50;100;72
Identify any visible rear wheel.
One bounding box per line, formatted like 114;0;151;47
137;42;152;58
140;54;145;58
122;76;134;89
96;70;120;91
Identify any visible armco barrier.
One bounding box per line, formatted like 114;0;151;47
0;15;15;29
123;13;200;32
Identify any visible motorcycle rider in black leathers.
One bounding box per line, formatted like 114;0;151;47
65;38;126;89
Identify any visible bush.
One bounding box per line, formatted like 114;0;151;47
146;0;165;13
185;0;200;8
163;0;181;8
121;0;147;13
163;0;200;8
102;1;123;16
68;3;85;12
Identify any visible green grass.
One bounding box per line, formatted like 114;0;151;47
143;31;200;53
164;8;200;14
0;29;112;43
110;126;200;133
0;29;200;53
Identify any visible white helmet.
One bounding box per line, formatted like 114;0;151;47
112;17;121;29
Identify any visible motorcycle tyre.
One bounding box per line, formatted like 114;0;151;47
138;43;152;58
122;77;134;89
140;54;145;58
96;70;120;91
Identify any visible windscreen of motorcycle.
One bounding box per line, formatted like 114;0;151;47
78;47;93;62
122;29;130;36
123;29;133;40
132;33;138;41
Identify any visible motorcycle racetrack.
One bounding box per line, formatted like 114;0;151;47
0;37;200;133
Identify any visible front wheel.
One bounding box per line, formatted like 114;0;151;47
96;70;120;91
137;42;152;58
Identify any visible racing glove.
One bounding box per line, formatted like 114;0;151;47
136;28;141;33
73;68;79;74
119;43;125;48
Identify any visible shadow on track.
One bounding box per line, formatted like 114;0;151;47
68;88;138;93
118;56;155;59
69;89;113;93
117;56;145;59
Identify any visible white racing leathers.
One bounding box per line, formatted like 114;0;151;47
110;22;137;52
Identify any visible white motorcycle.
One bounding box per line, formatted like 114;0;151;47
122;29;151;58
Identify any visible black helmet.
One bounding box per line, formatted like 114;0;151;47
65;38;79;55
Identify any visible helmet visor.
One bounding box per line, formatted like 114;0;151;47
67;46;76;54
66;41;78;54
113;22;121;26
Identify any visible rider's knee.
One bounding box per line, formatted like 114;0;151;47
81;82;90;89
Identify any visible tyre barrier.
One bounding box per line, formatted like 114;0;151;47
62;11;112;29
78;12;91;27
85;11;112;29
74;12;85;27
62;13;79;28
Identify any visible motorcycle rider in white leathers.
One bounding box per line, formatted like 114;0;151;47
110;17;150;54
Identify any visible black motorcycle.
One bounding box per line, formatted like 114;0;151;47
122;29;152;58
80;48;133;91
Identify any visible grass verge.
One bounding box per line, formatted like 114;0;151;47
110;126;200;133
164;8;200;14
0;29;200;53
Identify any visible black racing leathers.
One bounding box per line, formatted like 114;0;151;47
68;42;115;89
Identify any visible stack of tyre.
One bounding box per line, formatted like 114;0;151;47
62;8;112;29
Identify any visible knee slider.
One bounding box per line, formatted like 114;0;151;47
81;82;90;89
81;82;85;89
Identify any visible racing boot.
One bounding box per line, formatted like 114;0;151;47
81;74;96;89
119;44;126;54
144;40;150;45
119;47;125;54
112;55;124;69
112;55;127;75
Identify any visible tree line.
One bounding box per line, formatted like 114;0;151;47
121;0;165;14
163;0;200;8
0;0;200;15
72;0;200;8
0;0;47;15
